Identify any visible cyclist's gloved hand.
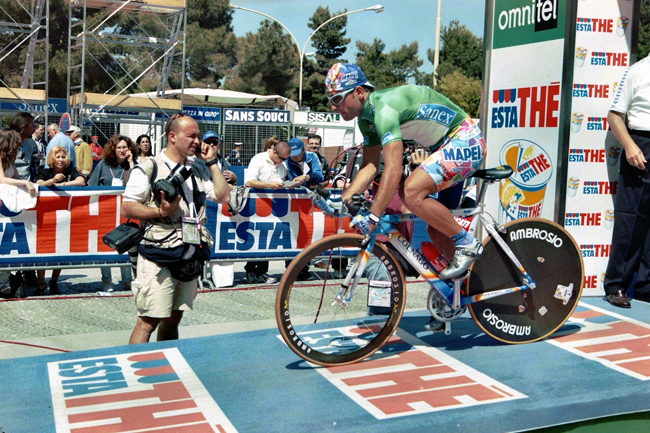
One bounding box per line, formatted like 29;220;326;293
350;211;379;235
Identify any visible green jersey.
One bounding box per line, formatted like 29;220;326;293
358;85;468;151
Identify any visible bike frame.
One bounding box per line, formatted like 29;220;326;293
336;181;538;311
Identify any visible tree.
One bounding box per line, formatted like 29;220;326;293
639;0;650;60
355;38;423;90
437;69;481;118
300;6;351;111
223;20;298;96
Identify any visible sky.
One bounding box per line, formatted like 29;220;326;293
229;0;487;74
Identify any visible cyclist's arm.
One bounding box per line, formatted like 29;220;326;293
341;145;380;202
369;140;403;218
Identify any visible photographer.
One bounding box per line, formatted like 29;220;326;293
121;113;230;344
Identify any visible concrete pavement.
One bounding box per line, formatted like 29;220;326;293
0;261;431;359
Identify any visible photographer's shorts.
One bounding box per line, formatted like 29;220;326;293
419;117;486;191
132;254;198;318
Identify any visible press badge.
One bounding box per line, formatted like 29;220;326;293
182;203;201;244
111;178;123;186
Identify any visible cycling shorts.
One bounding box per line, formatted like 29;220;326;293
418;117;485;191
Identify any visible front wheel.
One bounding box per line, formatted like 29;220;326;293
467;218;584;344
275;234;407;366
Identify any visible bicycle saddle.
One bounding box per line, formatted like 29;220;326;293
471;166;513;181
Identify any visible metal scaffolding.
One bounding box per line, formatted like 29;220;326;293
66;0;187;143
0;0;49;121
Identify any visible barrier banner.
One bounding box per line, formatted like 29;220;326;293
0;187;352;270
564;0;636;297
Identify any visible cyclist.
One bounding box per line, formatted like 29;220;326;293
325;63;486;280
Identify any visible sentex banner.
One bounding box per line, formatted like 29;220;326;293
0;187;351;269
47;348;237;433
484;0;568;222
564;0;636;297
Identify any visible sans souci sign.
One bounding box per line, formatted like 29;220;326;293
224;108;290;124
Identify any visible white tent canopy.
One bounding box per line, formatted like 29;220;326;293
131;88;298;111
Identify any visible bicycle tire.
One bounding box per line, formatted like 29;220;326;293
467;218;584;344
276;234;407;366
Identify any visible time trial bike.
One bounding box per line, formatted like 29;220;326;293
275;166;584;366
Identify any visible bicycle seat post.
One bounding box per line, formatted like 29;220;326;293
452;279;462;310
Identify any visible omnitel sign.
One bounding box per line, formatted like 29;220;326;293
493;0;566;49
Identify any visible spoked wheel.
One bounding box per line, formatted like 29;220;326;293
275;234;407;366
467;218;584;343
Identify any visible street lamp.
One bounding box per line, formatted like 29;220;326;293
230;4;384;108
433;0;442;88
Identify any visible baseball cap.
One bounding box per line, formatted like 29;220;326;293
66;125;81;134
325;63;374;93
203;131;219;142
91;135;98;140
288;138;304;157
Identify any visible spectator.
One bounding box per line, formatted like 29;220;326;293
121;113;230;344
9;112;36;181
45;124;76;169
226;142;242;165
264;136;280;151
136;134;153;163
285;137;324;188
35;145;85;295
67;126;92;178
90;135;103;164
9;113;39;288
284;137;324;280
88;134;137;292
604;54;650;308
243;140;292;284
194;131;237;185
32;122;47;172
307;134;331;187
0;128;37;196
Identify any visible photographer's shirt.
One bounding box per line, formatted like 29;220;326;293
122;152;216;206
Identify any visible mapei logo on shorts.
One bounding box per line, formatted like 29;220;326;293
47;348;237;433
580;244;611;258
441;143;483;163
591;52;628;67
565;212;601;226
568;149;605;163
573;84;610;99
415;104;456;127
490;83;560;129
582;180;617;195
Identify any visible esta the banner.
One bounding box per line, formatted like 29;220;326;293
0;187;352;269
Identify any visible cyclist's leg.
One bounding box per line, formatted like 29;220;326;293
402;120;486;279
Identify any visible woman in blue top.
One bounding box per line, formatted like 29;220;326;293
88;134;137;292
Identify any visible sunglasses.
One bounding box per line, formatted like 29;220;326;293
274;149;287;161
328;88;355;106
164;112;187;135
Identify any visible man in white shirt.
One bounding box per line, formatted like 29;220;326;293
242;141;292;284
604;54;650;308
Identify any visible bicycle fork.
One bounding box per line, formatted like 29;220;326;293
332;236;376;307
